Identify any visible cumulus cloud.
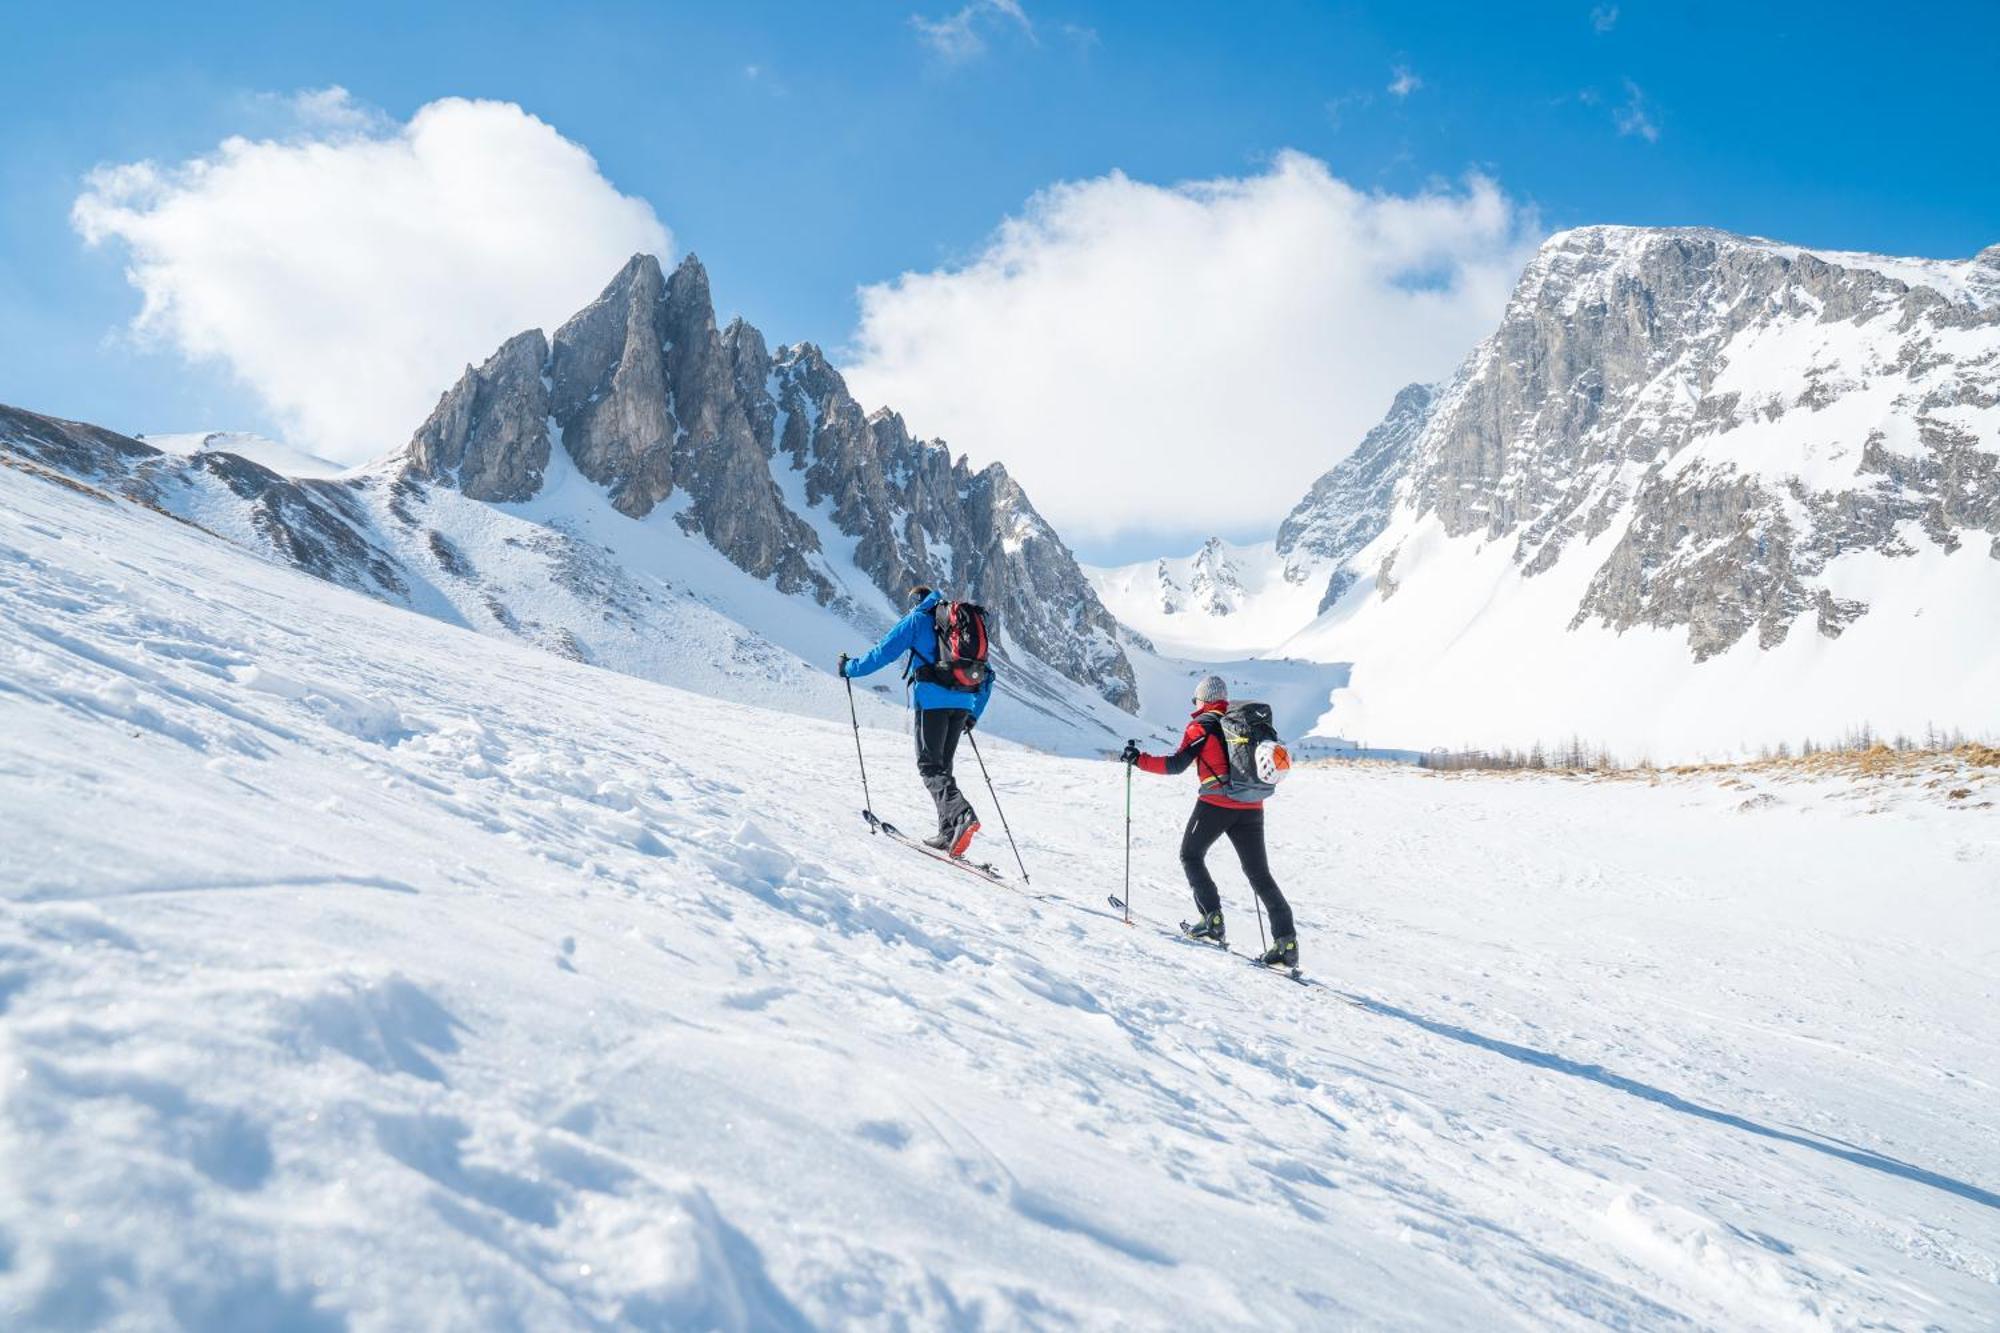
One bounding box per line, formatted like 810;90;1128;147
846;152;1539;543
1590;5;1620;33
73;88;670;462
1386;65;1424;98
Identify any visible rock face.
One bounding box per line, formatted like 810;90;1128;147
1332;226;2000;660
1274;382;1434;612
407;330;550;502
401;253;1136;710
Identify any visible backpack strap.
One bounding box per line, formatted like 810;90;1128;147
903;602;946;684
1189;711;1228;789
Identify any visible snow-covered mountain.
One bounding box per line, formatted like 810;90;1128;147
1086;384;1432;659
0;254;1149;753
1097;227;2000;760
7;390;1999;1328
1282;226;2000;758
1086;538;1322;658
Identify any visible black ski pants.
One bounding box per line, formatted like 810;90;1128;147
914;707;976;832
1181;801;1295;939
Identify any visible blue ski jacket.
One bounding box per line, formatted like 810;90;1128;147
841;591;994;718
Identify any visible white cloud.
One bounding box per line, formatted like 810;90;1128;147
846;151;1539;543
72;88;670;463
1615;78;1659;141
1387;65;1424;98
911;0;1035;62
1590;5;1620;33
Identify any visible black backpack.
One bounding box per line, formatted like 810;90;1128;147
1196;701;1290;801
909;600;991;691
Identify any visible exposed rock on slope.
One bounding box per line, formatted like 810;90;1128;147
1275;381;1434;612
0;404;409;599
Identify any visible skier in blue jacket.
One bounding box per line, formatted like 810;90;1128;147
839;586;994;857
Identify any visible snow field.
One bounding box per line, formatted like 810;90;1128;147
2;463;1998;1328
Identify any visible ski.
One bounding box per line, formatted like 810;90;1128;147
863;810;1009;885
883;828;1006;883
1176;919;1309;986
1248;956;1307;985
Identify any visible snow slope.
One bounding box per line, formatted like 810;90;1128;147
4;457;1999;1327
1281;510;2000;761
140;431;349;480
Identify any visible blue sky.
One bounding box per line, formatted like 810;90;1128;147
3;1;1996;559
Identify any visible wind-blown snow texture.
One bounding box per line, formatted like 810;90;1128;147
5;411;1999;1327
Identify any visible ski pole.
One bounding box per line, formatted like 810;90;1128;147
966;730;1029;883
1251;893;1268;954
1122;754;1133;924
844;670;879;832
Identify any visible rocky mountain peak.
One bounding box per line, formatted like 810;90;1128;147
1374;222;2000;659
387;251;1137;713
1274;380;1435;611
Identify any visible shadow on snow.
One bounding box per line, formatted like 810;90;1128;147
1338;992;2000;1215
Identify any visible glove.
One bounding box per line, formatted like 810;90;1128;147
1120;740;1141;765
962;713;976;733
837;652;850;677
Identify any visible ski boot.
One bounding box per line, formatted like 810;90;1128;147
1182;912;1227;947
1258;935;1299;970
926;810;980;859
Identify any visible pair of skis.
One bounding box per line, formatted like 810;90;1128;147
1106;893;1309;986
864;810;1008;883
859;811;1309;987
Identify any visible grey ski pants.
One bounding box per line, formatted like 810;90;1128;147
914;707;976;832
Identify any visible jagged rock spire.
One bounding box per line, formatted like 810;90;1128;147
406;330;551;503
395;251;1140;711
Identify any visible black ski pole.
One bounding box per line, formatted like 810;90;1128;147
966;730;1029;883
843;670;879;832
1251;892;1268;954
1122;753;1133;924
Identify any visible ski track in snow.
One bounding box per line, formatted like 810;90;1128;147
2;463;1998;1329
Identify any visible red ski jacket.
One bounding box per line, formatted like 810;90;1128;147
1135;701;1261;809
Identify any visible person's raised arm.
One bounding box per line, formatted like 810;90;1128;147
841;609;920;679
1135;722;1204;776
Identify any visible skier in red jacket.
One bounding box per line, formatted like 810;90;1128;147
1123;674;1298;968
